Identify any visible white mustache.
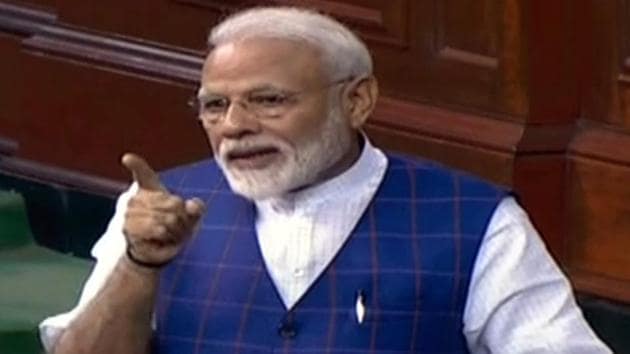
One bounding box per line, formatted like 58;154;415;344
218;136;289;161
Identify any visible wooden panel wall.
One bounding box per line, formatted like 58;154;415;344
0;0;628;302
568;0;630;302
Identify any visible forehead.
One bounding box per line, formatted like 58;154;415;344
200;38;327;93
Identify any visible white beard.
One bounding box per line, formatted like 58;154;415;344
215;105;352;200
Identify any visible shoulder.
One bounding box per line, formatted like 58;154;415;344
381;152;508;199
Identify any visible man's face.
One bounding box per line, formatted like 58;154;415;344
198;38;354;200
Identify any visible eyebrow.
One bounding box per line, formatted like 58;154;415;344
196;87;212;100
197;84;296;100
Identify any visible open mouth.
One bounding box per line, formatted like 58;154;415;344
226;146;281;169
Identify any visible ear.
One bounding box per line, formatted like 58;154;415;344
341;75;379;129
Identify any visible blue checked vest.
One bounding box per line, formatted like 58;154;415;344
153;154;506;354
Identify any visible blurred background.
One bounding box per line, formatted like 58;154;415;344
0;0;629;352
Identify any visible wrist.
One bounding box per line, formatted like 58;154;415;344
114;254;161;294
121;256;161;279
125;246;171;269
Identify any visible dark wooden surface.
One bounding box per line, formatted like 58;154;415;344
0;136;18;156
0;0;629;302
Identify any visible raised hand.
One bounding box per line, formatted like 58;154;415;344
121;153;205;268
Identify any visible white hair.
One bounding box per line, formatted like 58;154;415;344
208;6;373;81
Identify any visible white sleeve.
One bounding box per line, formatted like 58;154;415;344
463;197;612;354
38;183;137;352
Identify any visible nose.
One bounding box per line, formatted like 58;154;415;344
214;101;261;140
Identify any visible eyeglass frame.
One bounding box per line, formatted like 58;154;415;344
188;76;356;124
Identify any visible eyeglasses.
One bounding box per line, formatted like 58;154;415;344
188;77;353;124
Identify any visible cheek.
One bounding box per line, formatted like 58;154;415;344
201;125;221;153
268;107;330;145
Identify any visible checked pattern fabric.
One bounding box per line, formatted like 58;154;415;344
153;154;506;354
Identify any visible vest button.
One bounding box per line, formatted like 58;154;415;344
277;322;297;339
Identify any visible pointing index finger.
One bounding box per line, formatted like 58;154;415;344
121;153;165;191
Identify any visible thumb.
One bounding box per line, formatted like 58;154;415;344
121;153;165;191
185;197;205;219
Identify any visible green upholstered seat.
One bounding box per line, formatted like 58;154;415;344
0;190;92;354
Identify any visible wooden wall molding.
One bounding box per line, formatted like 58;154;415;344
0;2;204;87
570;270;630;305
174;0;411;48
570;123;630;167
569;1;630;301
0;1;55;36
576;0;617;125
437;47;498;70
516;124;575;154
434;0;499;70
0;136;18;157
0;156;126;197
566;126;630;301
372;96;523;154
617;0;630;128
619;0;630;83
23;28;203;87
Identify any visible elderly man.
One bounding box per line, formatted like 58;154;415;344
40;6;611;354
